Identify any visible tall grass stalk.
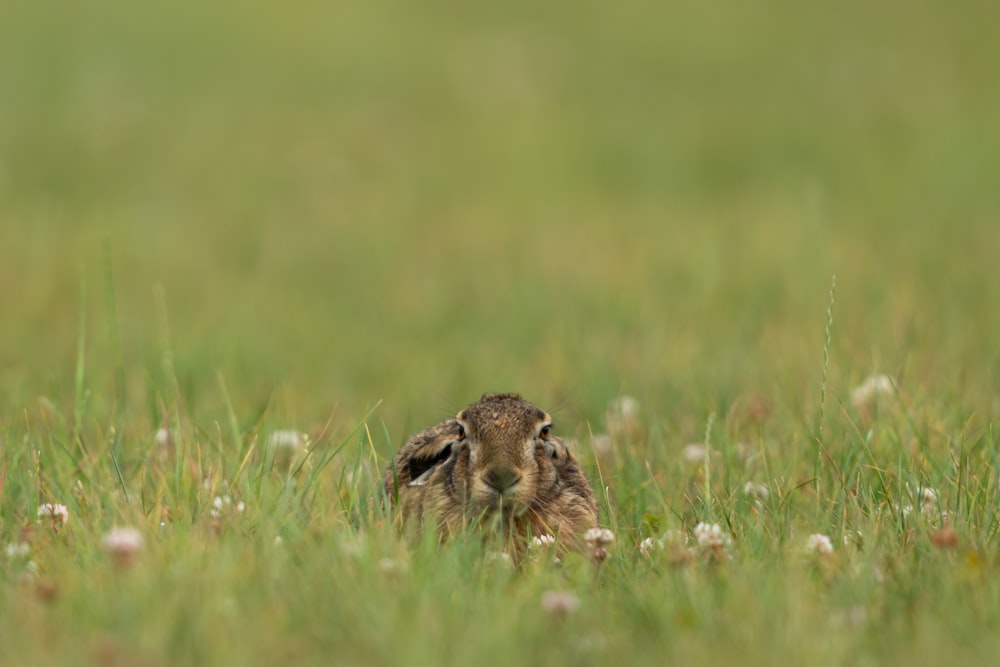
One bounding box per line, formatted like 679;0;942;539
102;237;127;424
72;271;89;458
702;411;716;520
815;274;837;507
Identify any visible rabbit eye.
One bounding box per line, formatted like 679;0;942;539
539;424;552;439
456;423;467;440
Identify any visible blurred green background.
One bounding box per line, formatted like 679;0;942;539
2;0;998;441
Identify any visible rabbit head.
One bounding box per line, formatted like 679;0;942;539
386;393;598;546
454;392;553;518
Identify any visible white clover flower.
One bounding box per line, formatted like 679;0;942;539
907;484;939;510
338;537;366;559
37;503;69;529
734;442;755;461
683;444;709;464
268;430;307;449
606;395;640;436
154;427;172;447
831;604;869;628
608;395;640;420
640;530;687;557
4;542;30;559
378;557;406;574
805;533;834;555
590;434;613;457
268;430;310;471
842;605;868;627
541;591;581;618
842;530;863;547
484;551;513;567
851;374;896;409
577;632;608;652
530;534;556;549
211;495;244;518
102;527;143;552
584;528;615;565
102;527;144;568
584;528;615;548
694;522;731;549
38;503;69;525
895;486;945;526
639;537;662;556
20;560;38;583
743;481;769;499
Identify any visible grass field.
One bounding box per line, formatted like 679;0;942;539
2;1;1000;665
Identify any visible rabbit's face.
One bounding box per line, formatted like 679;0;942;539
455;394;553;519
386;392;599;550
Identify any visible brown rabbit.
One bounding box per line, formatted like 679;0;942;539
384;393;598;551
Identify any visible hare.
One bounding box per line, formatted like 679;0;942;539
384;393;598;551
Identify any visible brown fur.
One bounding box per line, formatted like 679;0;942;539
384;393;598;552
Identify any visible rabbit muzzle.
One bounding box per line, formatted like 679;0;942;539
472;465;533;516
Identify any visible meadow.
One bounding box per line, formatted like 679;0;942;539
2;1;1000;665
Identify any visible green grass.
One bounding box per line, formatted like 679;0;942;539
2;1;1000;665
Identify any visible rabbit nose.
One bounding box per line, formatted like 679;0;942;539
483;467;522;493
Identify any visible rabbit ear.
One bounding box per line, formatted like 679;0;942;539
402;422;462;483
407;467;435;487
406;442;454;483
